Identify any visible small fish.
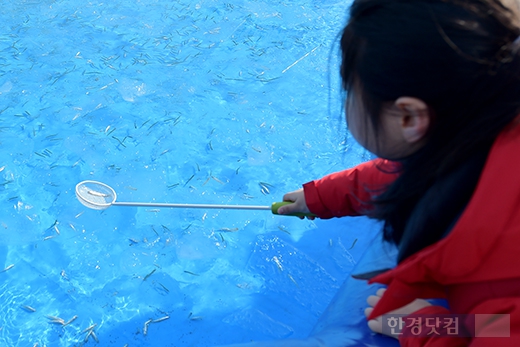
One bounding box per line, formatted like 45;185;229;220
259;182;273;195
190;316;203;321
60;270;69;280
211;176;224;184
143;319;152;335
277;226;290;235
272;256;283;271
91;330;99;343
21;305;36;312
184;174;195;186
348;238;358;250
148;121;159;130
84;330;92;342
143;269;156;281
1;264;14;273
87;190;108;197
219;228;239;232
287;274;299;287
46;315;65;325
43;235;56;241
183;270;199;276
81;323;97;333
157;282;170;293
50;319;65;325
74;211;84;218
63;315;78;327
152;316;169;323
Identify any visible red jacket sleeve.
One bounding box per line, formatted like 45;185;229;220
302;158;400;219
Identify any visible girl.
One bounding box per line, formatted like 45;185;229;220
278;0;520;345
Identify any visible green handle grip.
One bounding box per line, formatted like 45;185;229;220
271;201;317;218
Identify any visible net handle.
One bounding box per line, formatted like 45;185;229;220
112;201;271;210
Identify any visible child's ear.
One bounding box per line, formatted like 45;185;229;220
394;97;431;143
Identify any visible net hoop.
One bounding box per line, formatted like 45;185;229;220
75;180;117;210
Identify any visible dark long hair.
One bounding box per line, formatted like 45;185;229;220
340;0;520;250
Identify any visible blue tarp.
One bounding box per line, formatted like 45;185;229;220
219;222;400;347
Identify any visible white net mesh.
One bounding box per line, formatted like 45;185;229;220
75;181;117;210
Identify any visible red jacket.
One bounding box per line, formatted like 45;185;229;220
303;121;520;346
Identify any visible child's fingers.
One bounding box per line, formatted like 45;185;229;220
282;193;294;201
366;294;381;307
277;201;303;215
278;188;311;216
366;288;386;319
366;288;386;307
364;307;373;318
282;190;302;203
367;318;383;334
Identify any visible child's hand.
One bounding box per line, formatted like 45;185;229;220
365;288;431;339
278;188;315;220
